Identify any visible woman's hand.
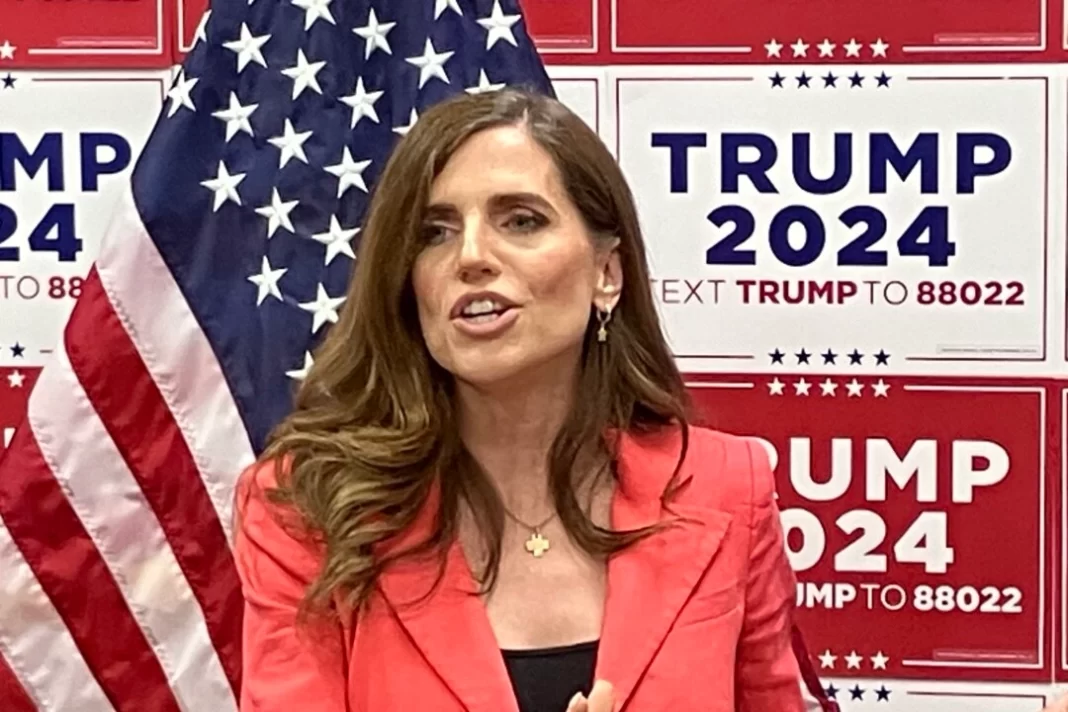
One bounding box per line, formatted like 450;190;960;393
566;680;615;712
1045;693;1068;712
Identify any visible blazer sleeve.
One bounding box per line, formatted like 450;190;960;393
233;460;348;712
734;439;806;712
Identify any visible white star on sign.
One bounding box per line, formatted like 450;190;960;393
200;161;246;211
292;0;336;29
872;378;890;397
870;38;890;57
212;91;258;141
325;146;372;197
393;108;418;136
406;38;454;88
871;651;889;670
818;650;836;669
282;48;326;99
467;69;505;94
166;70;198;117
793;378;811;396
434;0;463;19
763;39;783;57
268;118;313;168
255;188;299;239
7;370;24;388
353;8;395;59
340;77;383;128
845;651;863;670
790;38;809;57
817;39;835;57
477;0;521;49
0;40;16;60
248;256;287;305
766;378;785;396
819;378;838;396
311;215;359;265
299;283;346;333
286;351;314;381
844;38;862;57
845;378;864;397
223;23;270;73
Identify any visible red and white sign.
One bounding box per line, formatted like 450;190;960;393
610;0;1045;57
687;375;1050;682
0;0;171;68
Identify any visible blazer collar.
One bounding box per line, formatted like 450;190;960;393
374;427;733;712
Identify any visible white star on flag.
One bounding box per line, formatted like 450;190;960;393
353;8;395;59
870;38;890;57
268;118;313;168
282;48;327;99
790;38;809;57
467;69;505;94
393;108;419;135
767;378;785;396
223;23;271;73
166;71;199;117
340;77;383;128
817;39;835;57
212;92;258;141
819;379;838;396
844;38;862;57
477;0;521;49
7;370;25;388
248;256;287;305
193;10;211;45
311;216;359;265
299;283;347;333
818;650;836;669
286;352;315;381
763;39;783;57
434;0;463;19
845;379;864;397
406;38;455;88
872;378;890;397
793;378;811;396
200;160;246;211
871;651;890;670
255;188;299;239
845;651;863;669
0;40;17;60
291;0;336;30
325;147;372;197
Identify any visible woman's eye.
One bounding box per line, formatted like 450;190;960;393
506;212;544;232
421;224;450;243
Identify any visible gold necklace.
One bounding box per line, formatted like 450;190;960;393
502;507;557;558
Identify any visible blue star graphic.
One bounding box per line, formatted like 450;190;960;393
796;72;812;88
876;685;891;701
795;348;811;364
849;72;864;88
822;72;837;88
874;349;890;365
825;684;839;699
769;348;785;364
821;349;837;364
848;349;863;365
770;72;785;88
11;342;25;358
2;74;15;89
876;71;892;87
850;685;865;700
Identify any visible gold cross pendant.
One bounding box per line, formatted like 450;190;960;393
524;531;550;557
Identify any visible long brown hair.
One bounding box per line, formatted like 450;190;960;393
258;86;691;618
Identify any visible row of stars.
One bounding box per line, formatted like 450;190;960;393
819;649;890;671
767;377;890;397
769;71;891;88
770;348;891;366
765;37;890;59
825;683;892;702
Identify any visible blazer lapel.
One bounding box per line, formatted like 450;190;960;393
595;429;735;710
375;482;519;712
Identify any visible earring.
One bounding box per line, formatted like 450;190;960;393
596;307;613;343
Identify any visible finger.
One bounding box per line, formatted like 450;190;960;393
566;692;587;712
586;680;616;712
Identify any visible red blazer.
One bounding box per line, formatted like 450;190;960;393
235;426;809;711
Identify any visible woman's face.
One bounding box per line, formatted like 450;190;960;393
411;125;621;390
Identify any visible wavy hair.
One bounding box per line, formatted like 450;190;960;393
256;86;691;618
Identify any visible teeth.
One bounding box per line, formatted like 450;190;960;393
462;298;502;317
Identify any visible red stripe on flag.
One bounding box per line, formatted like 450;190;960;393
0;652;36;712
0;423;182;712
791;624;840;712
66;270;243;694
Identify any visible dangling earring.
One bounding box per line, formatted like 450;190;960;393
596;306;613;343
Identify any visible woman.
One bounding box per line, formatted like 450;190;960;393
235;86;807;712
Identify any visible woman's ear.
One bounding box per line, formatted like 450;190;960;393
594;238;623;312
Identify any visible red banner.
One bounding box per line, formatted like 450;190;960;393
687;375;1051;682
521;0;596;52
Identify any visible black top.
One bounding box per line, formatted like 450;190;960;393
501;640;599;712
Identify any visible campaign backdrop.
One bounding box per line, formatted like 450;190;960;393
1;0;1066;708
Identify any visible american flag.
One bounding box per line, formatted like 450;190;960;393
0;0;553;708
